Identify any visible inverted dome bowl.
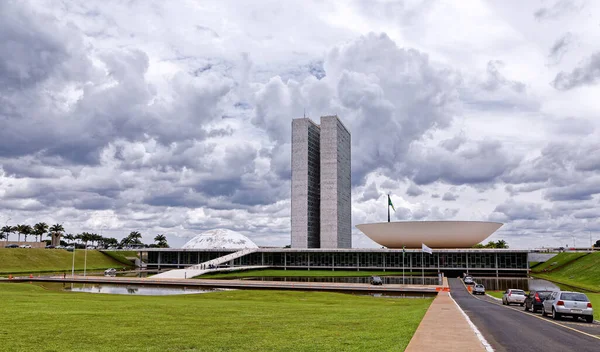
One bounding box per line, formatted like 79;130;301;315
356;221;503;248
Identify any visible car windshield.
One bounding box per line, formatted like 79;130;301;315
475;285;483;288
511;290;525;295
560;293;588;302
537;291;552;299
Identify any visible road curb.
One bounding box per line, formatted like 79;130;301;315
485;293;501;301
448;292;494;352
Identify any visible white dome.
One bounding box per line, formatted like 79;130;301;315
182;229;258;249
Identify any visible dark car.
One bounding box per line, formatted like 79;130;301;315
370;276;383;285
5;244;19;248
524;290;552;313
45;245;55;249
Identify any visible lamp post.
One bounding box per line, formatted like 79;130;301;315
71;246;76;278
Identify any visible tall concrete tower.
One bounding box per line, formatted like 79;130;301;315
319;116;351;248
291;118;321;248
291;115;351;249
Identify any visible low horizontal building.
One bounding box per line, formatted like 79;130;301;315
138;248;530;277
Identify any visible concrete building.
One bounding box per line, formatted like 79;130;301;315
291;115;351;249
319;116;351;248
291;118;321;248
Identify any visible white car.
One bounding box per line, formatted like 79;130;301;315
19;244;32;248
502;289;526;306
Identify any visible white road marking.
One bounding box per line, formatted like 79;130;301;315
449;292;494;352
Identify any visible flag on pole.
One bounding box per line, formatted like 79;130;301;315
421;243;433;255
388;195;395;212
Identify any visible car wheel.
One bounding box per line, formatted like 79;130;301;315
542;307;547;316
520;303;524;307
585;315;594;324
532;306;538;313
552;308;561;320
524;304;528;311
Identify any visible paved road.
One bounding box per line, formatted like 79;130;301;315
449;278;600;352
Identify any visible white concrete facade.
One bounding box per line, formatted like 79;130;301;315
355;221;503;248
320;116;351;248
291;115;351;249
291;118;321;248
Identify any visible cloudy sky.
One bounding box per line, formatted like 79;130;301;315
1;0;600;249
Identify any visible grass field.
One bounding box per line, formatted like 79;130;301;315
530;252;587;273
101;250;138;266
196;269;435;279
486;291;503;299
531;252;600;292
0;283;432;352
0;248;131;275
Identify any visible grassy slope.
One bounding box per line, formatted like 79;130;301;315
0;249;130;274
0;283;432;352
531;252;600;292
487;291;503;299
101;250;137;266
197;269;435;279
531;252;587;273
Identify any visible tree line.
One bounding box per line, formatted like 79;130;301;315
0;222;169;248
472;240;509;249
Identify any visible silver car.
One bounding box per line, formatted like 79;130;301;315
542;291;594;323
502;289;526;306
473;284;486;295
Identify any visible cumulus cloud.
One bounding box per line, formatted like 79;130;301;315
2;0;600;249
548;33;573;64
442;192;458;201
534;0;583;21
406;184;424;197
552;52;600;90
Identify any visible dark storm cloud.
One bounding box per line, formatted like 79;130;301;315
252;33;460;186
409;140;518;186
0;1;233;166
552;52;600;90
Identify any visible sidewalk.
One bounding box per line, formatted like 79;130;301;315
405;281;487;351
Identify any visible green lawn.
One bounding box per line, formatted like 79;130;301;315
0;283;432;352
101;250;138;266
531;252;587;273
0;248;130;275
196;269;435;279
531;252;600;292
486;291;503;299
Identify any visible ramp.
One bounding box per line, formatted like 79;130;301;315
152;248;258;279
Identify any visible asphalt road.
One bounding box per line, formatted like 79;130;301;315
449;278;600;352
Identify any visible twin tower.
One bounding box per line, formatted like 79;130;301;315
291;115;351;248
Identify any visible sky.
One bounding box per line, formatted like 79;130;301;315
1;0;600;249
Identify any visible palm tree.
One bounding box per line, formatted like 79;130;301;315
33;222;49;242
48;224;65;246
63;233;74;245
1;226;13;242
128;231;142;244
154;234;169;248
15;224;32;243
